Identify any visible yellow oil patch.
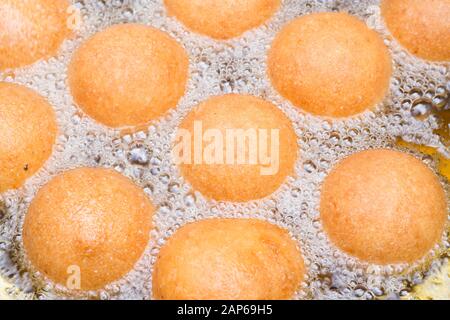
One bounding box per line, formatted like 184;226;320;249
406;259;450;300
396;138;450;181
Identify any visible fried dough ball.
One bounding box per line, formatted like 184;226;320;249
153;219;306;300
68;24;189;129
0;0;71;70
164;0;281;39
320;149;448;265
268;12;392;118
0;82;57;192
381;0;450;62
23;168;155;291
175;94;298;202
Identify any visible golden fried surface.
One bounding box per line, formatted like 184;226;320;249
23;168;155;290
0;82;57;192
320;149;447;265
68;24;189;128
0;0;71;70
153;219;306;300
381;0;450;62
268;12;392;118
164;0;281;39
177;94;298;202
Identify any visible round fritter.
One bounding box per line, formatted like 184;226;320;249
68;24;189;128
268;12;392;118
320;149;448;265
23;168;155;290
153;218;306;300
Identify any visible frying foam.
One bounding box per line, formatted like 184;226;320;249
0;0;448;300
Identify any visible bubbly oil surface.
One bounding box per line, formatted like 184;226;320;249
0;0;449;300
